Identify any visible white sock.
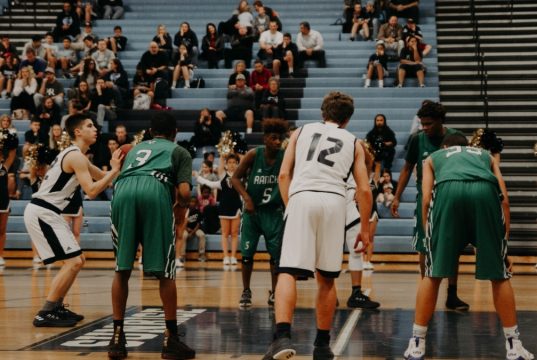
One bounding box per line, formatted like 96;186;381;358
289;67;294;74
246;128;253;134
412;323;428;338
185;80;190;87
379;80;384;88
172;81;177;88
364;79;371;87
504;325;520;340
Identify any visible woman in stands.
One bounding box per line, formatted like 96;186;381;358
68;80;92;114
10;66;37;119
201;23;224;69
171;44;193;89
228;60;251;89
104;58;129;108
74;58;99;91
0;54;17;99
397;35;426;88
195;153;242;266
0;114;19;266
152;24;173;59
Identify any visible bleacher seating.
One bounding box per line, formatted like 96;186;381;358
3;0;441;255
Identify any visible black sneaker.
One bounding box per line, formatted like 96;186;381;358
267;290;275;306
161;329;196;360
239;288;252;308
446;294;470;311
57;303;84;322
33;309;77;327
262;336;296;360
347;291;381;309
108;327;127;359
313;344;335;360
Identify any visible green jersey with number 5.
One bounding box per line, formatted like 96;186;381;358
115;138;192;200
247;146;284;208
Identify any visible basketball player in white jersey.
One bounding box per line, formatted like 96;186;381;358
24;114;122;327
263;92;373;360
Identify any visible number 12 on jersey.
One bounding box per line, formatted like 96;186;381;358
306;133;343;167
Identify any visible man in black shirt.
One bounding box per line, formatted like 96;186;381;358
53;2;81;42
139;41;170;83
273;33;298;78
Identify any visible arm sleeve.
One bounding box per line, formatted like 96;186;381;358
172;145;193;186
196;175;222;190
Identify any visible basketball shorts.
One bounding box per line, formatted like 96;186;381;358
278;191;346;279
412;191;427;254
111;177;176;279
424;181;510;280
24;201;82;265
240;206;284;261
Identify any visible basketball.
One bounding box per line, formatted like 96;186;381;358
119;144;133;165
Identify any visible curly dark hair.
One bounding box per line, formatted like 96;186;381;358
263;118;288;135
417;101;446;123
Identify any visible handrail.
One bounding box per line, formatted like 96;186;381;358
469;0;489;128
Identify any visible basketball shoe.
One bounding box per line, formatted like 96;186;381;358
404;336;425;360
506;338;534;360
108;327;127;359
239;288;252;308
161;329;196;360
263;336;296;360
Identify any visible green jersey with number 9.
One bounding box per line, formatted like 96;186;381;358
115;138;191;201
246;146;284;208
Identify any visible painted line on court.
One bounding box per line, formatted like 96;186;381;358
332;288;370;356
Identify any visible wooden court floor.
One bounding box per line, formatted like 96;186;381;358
0;258;536;360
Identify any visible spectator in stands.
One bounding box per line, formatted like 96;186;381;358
139;41;170;84
104;58;129;108
57;37;78;78
192;108;222;149
23;119;48;156
388;0;420;24
176;196;207;268
253;4;270;38
92;39;115;77
376;182;395;214
74;58;99;91
216;74;255;133
23;35;46;60
258;21;283;66
153;24;173;59
196;153;242;266
34;67;65;109
250;59;272;109
132;66;154;107
101;0;124;20
42;33;58;69
36;96;62;135
1;114;19;200
0;55;17;99
364;41;388;88
236;1;254;30
224;25;255;68
260;77;286;120
171;44;193;89
364;1;382;40
379;168;398;195
72;36;97;70
402;17;432;56
91;77;118;127
197;184;217;213
47;123;63;154
20;49;47;84
377;15;404;59
398;35;425;87
68;81;92;113
107;25;128;54
173;22;199;66
366;113;397;170
201;23;224;69
228;60;250;89
11;66;38;118
114;124;132;146
72;23;98;53
253;1;282;31
296;21;326;68
348;3;370;41
273;33;298;78
53;2;81;42
0;35;20;68
72;0;93;24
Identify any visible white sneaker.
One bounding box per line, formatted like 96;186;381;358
506;338;534;360
230;257;238;265
33;256;42;264
223;256;231;265
0;257;5;266
404;336;425;360
364;261;374;270
176;258;185;268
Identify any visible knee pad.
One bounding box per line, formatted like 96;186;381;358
242;256;253;265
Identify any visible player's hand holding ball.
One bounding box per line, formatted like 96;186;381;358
110;148;125;172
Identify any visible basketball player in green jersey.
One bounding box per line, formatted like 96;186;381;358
108;112;194;360
404;133;534;360
231;118;288;308
391;101;468;311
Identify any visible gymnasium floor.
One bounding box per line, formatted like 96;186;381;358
0;258;536;360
